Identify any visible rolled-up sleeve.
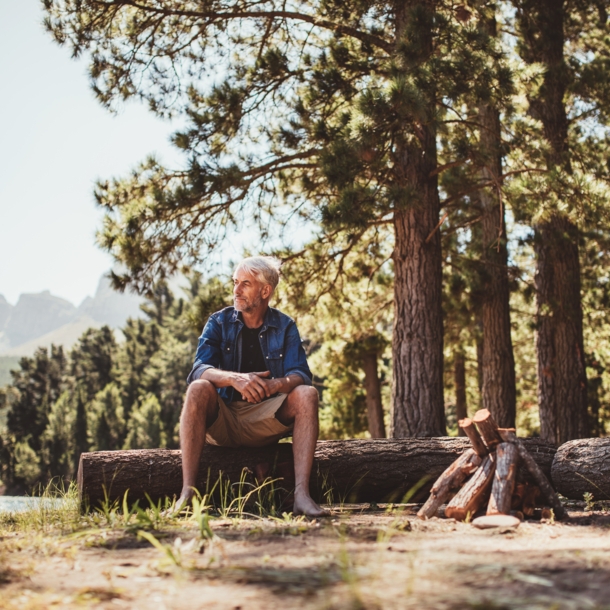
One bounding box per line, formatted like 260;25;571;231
283;321;313;385
186;315;222;385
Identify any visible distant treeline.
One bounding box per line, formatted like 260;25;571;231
0;276;231;493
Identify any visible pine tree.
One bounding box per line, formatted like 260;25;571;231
509;0;610;443
6;346;67;450
475;6;516;428
87;383;126;451
40;390;76;483
44;0;513;437
123;393;168;449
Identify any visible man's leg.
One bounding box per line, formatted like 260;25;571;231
178;379;219;505
275;385;327;517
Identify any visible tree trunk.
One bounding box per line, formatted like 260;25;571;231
518;0;588;444
477;19;516;426
362;352;386;438
551;437;610;500
535;215;588;444
454;351;468;436
390;0;445;438
77;438;556;507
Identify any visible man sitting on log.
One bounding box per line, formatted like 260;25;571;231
179;256;326;517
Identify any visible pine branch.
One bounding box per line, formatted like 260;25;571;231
93;0;394;53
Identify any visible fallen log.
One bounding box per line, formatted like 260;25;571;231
487;442;518;515
77;437;557;508
551;438;610;501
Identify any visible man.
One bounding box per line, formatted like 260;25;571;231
179;256;326;516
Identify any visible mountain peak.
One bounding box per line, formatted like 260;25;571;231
0;272;144;356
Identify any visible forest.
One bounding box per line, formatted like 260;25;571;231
2;0;610;492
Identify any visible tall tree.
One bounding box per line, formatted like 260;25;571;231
45;0;508;437
476;8;516;427
514;0;589;443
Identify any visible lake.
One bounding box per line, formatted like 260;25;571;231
0;496;66;513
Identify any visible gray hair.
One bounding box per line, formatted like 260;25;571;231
235;256;282;291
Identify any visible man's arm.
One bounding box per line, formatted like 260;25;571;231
201;369;303;403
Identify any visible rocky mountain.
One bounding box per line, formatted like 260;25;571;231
0;274;143;357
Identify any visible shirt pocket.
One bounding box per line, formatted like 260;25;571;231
265;349;284;376
220;341;234;370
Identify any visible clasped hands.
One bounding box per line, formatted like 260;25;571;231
232;370;278;403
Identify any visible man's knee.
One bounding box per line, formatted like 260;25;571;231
185;379;217;412
288;385;319;410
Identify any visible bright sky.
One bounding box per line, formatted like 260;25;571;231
0;0;181;306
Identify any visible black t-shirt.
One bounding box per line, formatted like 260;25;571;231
240;324;268;374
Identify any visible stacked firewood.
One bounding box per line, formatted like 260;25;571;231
417;409;567;522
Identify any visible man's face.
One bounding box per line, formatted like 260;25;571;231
233;268;270;313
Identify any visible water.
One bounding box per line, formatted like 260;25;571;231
0;496;65;513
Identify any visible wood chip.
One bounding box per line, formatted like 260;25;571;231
471;514;521;529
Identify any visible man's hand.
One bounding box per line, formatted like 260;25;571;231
231;371;277;403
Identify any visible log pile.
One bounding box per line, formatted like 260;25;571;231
418;409;567;521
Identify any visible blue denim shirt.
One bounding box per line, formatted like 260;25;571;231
187;306;313;403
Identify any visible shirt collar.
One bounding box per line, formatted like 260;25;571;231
230;306;279;328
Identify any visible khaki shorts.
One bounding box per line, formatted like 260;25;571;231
206;393;292;448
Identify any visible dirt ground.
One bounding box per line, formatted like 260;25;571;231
2;504;610;610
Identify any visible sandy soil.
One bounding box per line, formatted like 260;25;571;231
2;505;610;610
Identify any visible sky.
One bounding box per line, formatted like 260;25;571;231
0;0;181;306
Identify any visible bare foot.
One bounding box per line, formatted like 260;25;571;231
166;487;196;516
293;493;329;518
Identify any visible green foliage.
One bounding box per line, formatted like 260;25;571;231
41;391;76;482
13;440;41;487
124;393;167;450
87;383;126;452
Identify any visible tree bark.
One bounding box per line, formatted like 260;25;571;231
362;352;386;438
535;215;588;444
390;1;445;438
454;352;468;435
518;0;588;444
477;15;516;427
551;437;610;500
78;438;556;507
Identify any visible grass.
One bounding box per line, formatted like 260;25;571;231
0;471;320;560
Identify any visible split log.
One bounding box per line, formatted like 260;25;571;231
472;409;503;449
458;419;488;457
487;442;518;515
551;438;610;501
445;454;496;521
499;429;568;520
417;449;482;519
78;437;556;508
